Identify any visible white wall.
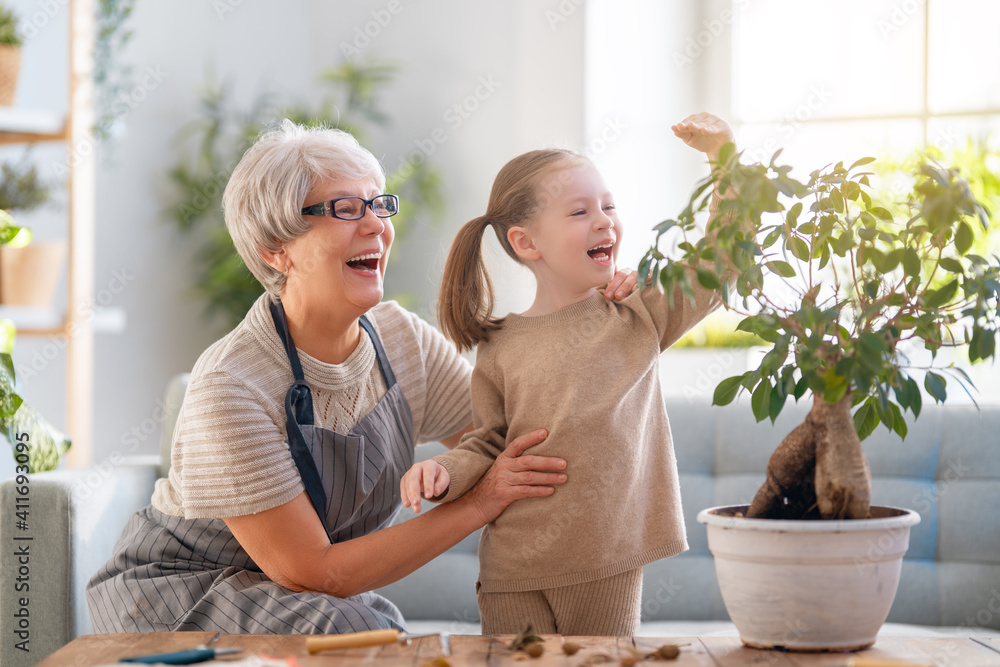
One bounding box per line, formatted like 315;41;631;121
10;0;704;467
585;0;703;270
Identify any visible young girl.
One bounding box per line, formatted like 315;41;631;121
401;113;735;636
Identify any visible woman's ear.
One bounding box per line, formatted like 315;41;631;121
507;225;541;261
260;246;290;274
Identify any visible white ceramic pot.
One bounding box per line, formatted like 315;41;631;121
697;504;921;652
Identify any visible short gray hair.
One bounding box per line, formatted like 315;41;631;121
222;119;386;295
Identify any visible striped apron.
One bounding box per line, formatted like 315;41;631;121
86;302;416;634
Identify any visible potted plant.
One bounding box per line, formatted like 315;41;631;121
0;3;20;106
640;144;1000;651
0;152;64;306
0;210;71;472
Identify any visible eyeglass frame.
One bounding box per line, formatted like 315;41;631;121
300;194;399;220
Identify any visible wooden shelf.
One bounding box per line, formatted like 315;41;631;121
0;306;125;335
0;0;97;466
0;108;67;144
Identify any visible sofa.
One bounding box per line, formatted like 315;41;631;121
3;373;999;666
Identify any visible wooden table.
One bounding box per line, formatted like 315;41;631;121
34;632;1000;666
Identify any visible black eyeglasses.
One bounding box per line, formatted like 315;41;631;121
301;194;399;220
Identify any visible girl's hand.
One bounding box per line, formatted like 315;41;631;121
671;112;735;162
400;460;450;513
604;267;637;301
463;429;567;525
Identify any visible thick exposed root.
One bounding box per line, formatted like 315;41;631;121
813;395;872;520
746;394;872;520
747;420;818;519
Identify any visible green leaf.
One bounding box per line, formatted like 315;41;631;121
870;206;893;221
0;223;23;246
955;221;974;256
823;370;849;403
786;202;803;228
863;247;885;270
831;232;854;257
829;189;845;213
751;380;773;423
0;352;23;420
938;257;964;274
882;248;904;273
717;141;736;167
907;376;922;418
875;390;894;430
854;399;880;441
0;351;15;384
924;371;947;403
789;237;811;262
638;255;652;287
695;266;722;290
921;279;960;309
766;260;797;278
712;376;743;406
850;156;876;170
977;327;996;361
735;316;757;334
890;402;908;440
793;377;809;399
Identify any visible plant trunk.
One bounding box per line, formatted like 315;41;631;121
747;393;872;520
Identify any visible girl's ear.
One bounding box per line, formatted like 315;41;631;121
507;225;541;261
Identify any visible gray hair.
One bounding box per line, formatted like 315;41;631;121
222;119;386;295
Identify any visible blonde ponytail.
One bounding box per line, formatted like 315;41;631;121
438;215;499;352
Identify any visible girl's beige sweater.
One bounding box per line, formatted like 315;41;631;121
434;285;720;593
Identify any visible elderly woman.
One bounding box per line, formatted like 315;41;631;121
86;121;634;635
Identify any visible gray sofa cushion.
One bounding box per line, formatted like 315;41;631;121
0;461;159;667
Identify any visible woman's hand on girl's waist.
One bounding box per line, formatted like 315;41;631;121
462;429;567;525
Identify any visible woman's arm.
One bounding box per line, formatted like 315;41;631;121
223;429;566;598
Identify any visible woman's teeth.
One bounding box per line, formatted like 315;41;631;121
347;252;381;270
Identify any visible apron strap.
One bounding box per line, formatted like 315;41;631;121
269;299;327;530
268;299;403;541
359;315;397;388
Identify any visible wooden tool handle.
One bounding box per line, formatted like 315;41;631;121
847;657;934;667
305;629;401;653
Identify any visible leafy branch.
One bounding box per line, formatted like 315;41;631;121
641;145;1000;440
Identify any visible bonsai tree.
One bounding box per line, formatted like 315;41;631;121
640;144;1000;520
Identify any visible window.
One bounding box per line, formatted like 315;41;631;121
727;0;1000;170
